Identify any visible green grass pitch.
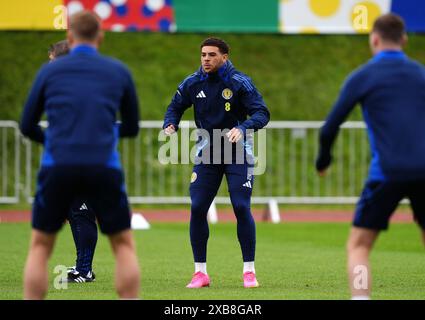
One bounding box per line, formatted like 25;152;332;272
1;222;424;300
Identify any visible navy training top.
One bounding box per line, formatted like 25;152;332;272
163;60;270;163
163;60;269;134
317;50;425;181
20;45;140;168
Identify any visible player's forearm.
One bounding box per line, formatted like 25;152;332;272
163;107;184;131
119;121;139;138
316;127;336;171
119;88;140;138
119;109;139;138
20;103;45;144
316;92;356;169
19;123;45;144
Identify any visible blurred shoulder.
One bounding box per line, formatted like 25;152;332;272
98;54;133;75
406;57;425;72
343;61;372;86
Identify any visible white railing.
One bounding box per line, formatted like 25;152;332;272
1;121;371;206
0;121;20;203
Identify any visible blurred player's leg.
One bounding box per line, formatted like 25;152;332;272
24;230;56;299
346;227;379;300
108;230;140;299
84;166;139;298
24;167;75;299
407;181;425;247
349;180;404;299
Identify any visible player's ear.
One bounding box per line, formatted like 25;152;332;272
370;33;377;45
401;33;408;47
222;53;229;62
369;32;379;52
67;30;74;47
97;30;104;48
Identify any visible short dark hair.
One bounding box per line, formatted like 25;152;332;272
48;40;69;58
200;37;230;54
372;13;406;44
69;10;102;42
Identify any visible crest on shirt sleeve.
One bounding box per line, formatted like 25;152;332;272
222;88;233;100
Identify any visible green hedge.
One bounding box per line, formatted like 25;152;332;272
2;32;425;203
1;31;425;122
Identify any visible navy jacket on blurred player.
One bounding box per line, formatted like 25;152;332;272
163;37;270;289
316;14;425;300
21;11;140;299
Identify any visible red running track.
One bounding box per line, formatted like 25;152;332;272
0;209;414;223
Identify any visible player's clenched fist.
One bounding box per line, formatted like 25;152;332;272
226;127;243;143
164;124;176;136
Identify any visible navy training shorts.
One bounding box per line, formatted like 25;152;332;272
32;166;131;235
354;180;425;230
189;162;254;194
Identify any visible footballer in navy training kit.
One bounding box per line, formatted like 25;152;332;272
48;40;98;284
20;11;140;299
163;37;270;288
316;14;425;300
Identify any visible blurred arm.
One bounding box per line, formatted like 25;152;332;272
316;73;363;173
119;71;140;138
20;69;46;144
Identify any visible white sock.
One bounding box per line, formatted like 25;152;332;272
351;295;370;300
195;262;207;274
243;261;255;274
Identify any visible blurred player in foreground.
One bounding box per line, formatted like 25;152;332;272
21;11;140;299
163;37;270;288
48;40;98;284
316;13;425;300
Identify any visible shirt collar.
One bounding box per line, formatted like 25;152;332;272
70;44;98;55
373;50;406;61
199;60;233;81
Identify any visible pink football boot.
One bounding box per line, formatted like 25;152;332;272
243;272;259;288
186;272;210;288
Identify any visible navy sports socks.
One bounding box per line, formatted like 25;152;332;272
68;203;98;276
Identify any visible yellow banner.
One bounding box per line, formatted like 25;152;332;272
0;0;64;30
